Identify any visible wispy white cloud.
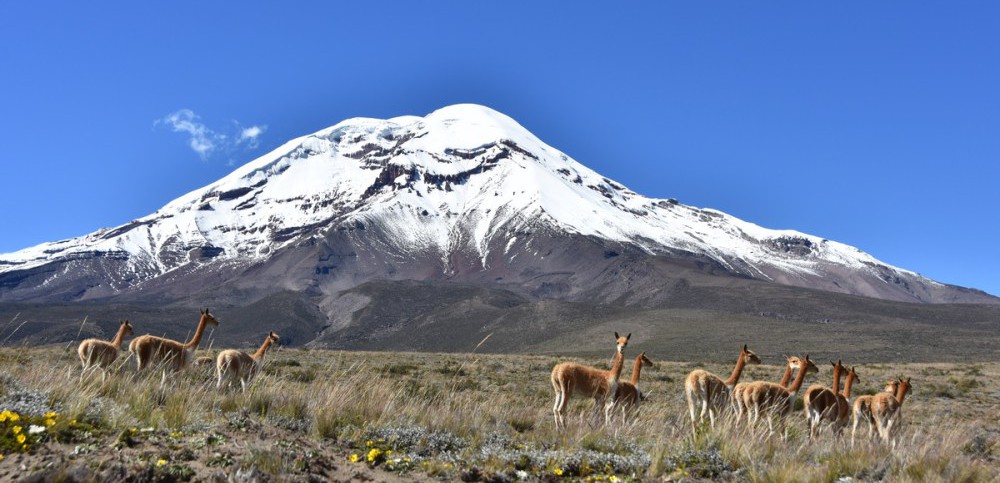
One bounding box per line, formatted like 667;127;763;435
159;109;222;158
158;109;266;160
237;124;267;149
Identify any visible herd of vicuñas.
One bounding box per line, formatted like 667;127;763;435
550;333;912;448
78;314;913;447
77;309;279;392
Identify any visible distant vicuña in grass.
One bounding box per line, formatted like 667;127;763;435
128;308;219;385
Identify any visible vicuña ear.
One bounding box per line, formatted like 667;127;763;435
614;331;620;339
626;333;631;340
743;343;748;351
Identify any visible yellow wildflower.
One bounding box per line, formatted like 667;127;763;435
554;468;564;476
0;454;4;461
365;440;374;447
156;458;168;467
0;413;6;423
366;448;382;462
349;454;360;463
45;419;56;427
44;412;57;419
17;434;26;444
7;412;18;422
12;426;22;434
609;476;619;482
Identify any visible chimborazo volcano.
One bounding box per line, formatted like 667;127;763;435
1;105;996;355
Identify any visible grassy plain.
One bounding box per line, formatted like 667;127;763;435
0;344;997;482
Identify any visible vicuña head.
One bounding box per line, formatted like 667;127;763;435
614;332;630;353
199;308;221;330
257;331;281;357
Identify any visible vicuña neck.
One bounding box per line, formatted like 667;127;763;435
629;355;644;385
832;364;842;395
779;361;794;387
184;315;210;349
723;352;748;386
608;349;625;383
787;358;809;394
252;338;274;361
110;325;129;349
842;372;856;398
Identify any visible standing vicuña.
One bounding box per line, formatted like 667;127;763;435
732;355;802;424
685;344;761;430
610;352;655;419
742;354;817;434
851;378;898;447
871;377;912;446
129;309;219;380
78;320;134;383
550;332;630;429
217;331;280;392
803;360;845;439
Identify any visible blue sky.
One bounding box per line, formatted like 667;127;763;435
1;3;998;296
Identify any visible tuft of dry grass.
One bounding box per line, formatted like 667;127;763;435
0;345;997;481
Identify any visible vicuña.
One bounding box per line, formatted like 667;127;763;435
78;319;134;383
684;344;761;430
550;332;630;429
129;309;219;382
216;331;280;392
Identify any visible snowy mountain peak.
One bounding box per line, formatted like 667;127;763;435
2;104;989;305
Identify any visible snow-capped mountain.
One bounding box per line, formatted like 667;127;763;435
0;104;994;307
